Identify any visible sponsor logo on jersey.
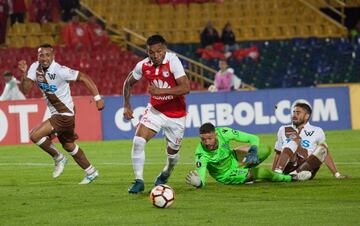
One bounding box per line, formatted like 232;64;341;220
152;79;171;89
304;130;314;136
152;95;174;101
38;82;57;92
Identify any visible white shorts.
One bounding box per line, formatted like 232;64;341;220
140;104;185;150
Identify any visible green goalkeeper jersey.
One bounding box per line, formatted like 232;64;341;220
195;127;259;186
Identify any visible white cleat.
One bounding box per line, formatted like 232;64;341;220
53;156;68;178
79;170;99;185
292;171;312;181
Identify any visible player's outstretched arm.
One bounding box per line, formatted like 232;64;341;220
18;60;34;95
149;75;190;96
77;72;104;111
324;150;349;179
122;72;138;120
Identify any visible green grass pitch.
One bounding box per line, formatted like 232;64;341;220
0;130;359;226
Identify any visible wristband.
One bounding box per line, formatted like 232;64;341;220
94;95;101;101
335;172;341;178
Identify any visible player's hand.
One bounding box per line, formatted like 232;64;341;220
96;99;105;111
243;146;260;168
334;172;350;179
123;106;134;120
148;85;162;96
18;60;28;74
185;171;202;188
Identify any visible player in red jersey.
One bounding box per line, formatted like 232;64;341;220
123;35;190;193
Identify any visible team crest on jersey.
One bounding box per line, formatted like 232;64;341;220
304;130;314;136
162;69;169;77
37;76;45;82
145;70;151;75
47;73;56;80
196;161;201;168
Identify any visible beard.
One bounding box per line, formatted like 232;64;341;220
292;118;305;127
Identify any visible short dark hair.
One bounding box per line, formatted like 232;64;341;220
199;122;215;134
38;43;53;49
3;71;12;77
146;35;166;46
294;102;312;115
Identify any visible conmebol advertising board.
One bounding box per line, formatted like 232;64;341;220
101;87;351;140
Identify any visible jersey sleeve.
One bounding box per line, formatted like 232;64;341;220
57;65;79;81
0;83;10;100
219;127;260;147
132;61;143;80
274;126;284;152
317;128;327;146
27;62;38;81
194;144;208;187
169;54;186;79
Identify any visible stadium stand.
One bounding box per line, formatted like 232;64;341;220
81;0;348;42
0;45;145;98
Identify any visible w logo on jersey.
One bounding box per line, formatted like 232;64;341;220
304;130;314;136
152;79;171;88
48;73;56;80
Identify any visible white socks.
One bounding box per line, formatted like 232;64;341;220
85;165;96;175
131;136;146;180
48;143;62;161
162;152;179;176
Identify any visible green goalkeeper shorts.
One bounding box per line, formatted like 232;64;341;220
218;167;249;185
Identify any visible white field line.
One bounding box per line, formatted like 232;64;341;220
0;162;360;166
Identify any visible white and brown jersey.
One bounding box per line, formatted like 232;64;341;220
274;122;327;156
27;60;78;116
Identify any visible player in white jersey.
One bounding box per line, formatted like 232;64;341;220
272;102;347;179
18;44;105;184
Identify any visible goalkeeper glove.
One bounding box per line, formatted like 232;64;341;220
185;171;202;188
244;146;260;167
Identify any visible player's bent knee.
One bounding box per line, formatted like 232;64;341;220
283;140;298;153
133;136;146;147
167;143;180;154
62;143;76;153
312;145;328;162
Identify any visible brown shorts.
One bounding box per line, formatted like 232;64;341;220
49;115;79;143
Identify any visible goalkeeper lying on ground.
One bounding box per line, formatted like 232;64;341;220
186;122;312;188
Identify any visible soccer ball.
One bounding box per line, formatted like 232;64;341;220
149;184;175;208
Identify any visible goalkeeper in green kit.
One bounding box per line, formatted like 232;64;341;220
186;123;312;188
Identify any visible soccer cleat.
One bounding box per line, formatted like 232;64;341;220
291;171;312;181
53;156;68;178
154;172;170;186
128;179;145;193
79;170;99;185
